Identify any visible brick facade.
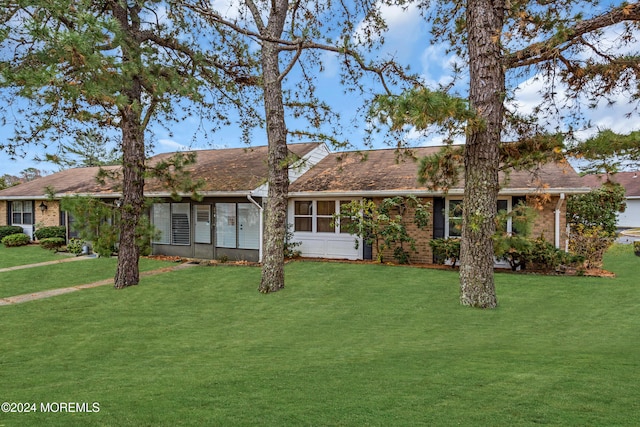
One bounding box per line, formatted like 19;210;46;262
528;195;569;249
0;201;7;227
370;195;568;265
370;197;435;264
36;200;61;228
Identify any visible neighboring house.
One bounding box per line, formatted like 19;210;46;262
288;147;589;262
581;171;640;229
0;143;589;263
0;143;328;262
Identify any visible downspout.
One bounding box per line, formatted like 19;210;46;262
554;193;565;249
246;194;264;262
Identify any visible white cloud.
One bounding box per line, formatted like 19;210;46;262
352;2;424;57
511;75;640;141
157;138;190;151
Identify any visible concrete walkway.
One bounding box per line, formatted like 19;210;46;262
0;257;195;306
0;254;97;273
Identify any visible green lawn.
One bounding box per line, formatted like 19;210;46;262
0;245;176;298
1;245;639;426
0;243;69;268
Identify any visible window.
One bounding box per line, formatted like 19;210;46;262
446;198;514;237
152;203;171;244
448;200;463;237
216;203;237;248
11;201;33;225
194;205;212;244
293;200;354;233
294;201;313;232
152;203;190;245
316;201;335;233
171;204;190;245
339;201;354;234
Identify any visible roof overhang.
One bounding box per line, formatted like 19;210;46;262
288;187;592;198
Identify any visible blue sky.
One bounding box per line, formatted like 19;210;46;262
2;1;639;177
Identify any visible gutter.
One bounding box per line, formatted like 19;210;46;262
287;187;591;199
246;194;264;263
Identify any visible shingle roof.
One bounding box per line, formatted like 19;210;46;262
289;146;586;195
144;142;321;193
0;143;321;198
0;165;121;199
581;171;640;197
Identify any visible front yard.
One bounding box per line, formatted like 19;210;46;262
1;244;639;425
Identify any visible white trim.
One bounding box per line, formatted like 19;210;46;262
554;193;565;249
246;194;264;262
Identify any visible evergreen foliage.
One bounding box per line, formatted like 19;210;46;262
34;226;66;240
336;196;430;264
0;226;25;240
2;233;30;247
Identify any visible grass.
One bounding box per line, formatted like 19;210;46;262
0;245;176;298
0;243;68;268
1;245;639;425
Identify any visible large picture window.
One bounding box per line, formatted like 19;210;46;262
152;203;190;245
293;200;354;233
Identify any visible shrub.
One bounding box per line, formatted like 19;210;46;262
0;226;25;240
67;238;86;255
39;237;66;251
34;226;66;240
284;224;302;259
634;241;640;256
2;233;30;247
494;235;532;271
527;236;566;271
569;224;615;268
336;196;430;263
429;238;461;267
567;182;626;235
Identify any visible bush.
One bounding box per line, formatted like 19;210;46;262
284;224;302;259
429;238;461;267
0;226;25;240
2;233;30;247
34;226;66;240
569;224;615;268
494;235;531;271
39;237;66;251
634;241;640;256
67;238;86;255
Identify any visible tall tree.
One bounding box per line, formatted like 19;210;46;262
40;130;121;169
373;1;640;307
0;0;249;288
188;0;403;293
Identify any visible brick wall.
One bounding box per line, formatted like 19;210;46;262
0;200;61;230
0;201;7;226
529;195;568;248
368;194;568;265
370;197;435;264
36;200;61;228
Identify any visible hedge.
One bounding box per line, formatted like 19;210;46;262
2;233;30;247
34;226;66;240
0;226;25;240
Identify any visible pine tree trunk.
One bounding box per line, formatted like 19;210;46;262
114;90;144;289
258;10;289;293
459;0;505;308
